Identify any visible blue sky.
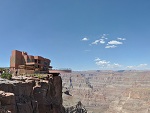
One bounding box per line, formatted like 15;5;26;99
0;0;150;70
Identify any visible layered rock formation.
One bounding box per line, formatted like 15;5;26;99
0;75;64;113
61;70;150;113
1;70;150;113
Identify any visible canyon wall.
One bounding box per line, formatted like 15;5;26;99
0;75;64;113
1;70;150;113
61;71;150;113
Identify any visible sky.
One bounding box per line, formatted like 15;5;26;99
0;0;150;71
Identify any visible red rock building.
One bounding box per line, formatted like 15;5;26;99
10;50;52;74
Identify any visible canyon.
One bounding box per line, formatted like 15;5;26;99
1;70;150;113
61;70;150;113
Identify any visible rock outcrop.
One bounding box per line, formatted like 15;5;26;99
65;101;87;113
0;75;64;113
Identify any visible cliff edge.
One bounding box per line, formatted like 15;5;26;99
0;75;64;113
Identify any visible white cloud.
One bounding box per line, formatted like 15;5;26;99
105;45;117;48
113;63;122;68
91;38;105;45
107;63;122;68
94;58;101;61
91;34;108;45
101;34;108;39
138;64;148;67
95;59;110;67
105;38;125;48
100;39;105;44
95;58;122;69
108;40;123;45
126;64;148;70
95;57;148;70
90;34;125;49
95;58;148;70
126;66;135;69
117;38;126;40
91;40;100;45
82;37;89;41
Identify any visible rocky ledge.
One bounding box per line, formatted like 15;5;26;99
0;75;64;113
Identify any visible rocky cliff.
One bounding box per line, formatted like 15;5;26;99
0;75;64;113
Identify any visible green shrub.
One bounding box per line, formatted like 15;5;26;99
37;74;42;79
1;73;12;80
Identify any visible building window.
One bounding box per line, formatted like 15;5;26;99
38;60;41;64
34;59;37;63
27;59;30;63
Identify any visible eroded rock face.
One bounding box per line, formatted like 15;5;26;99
0;91;15;113
33;76;64;113
61;71;150;113
0;75;64;113
0;78;37;113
